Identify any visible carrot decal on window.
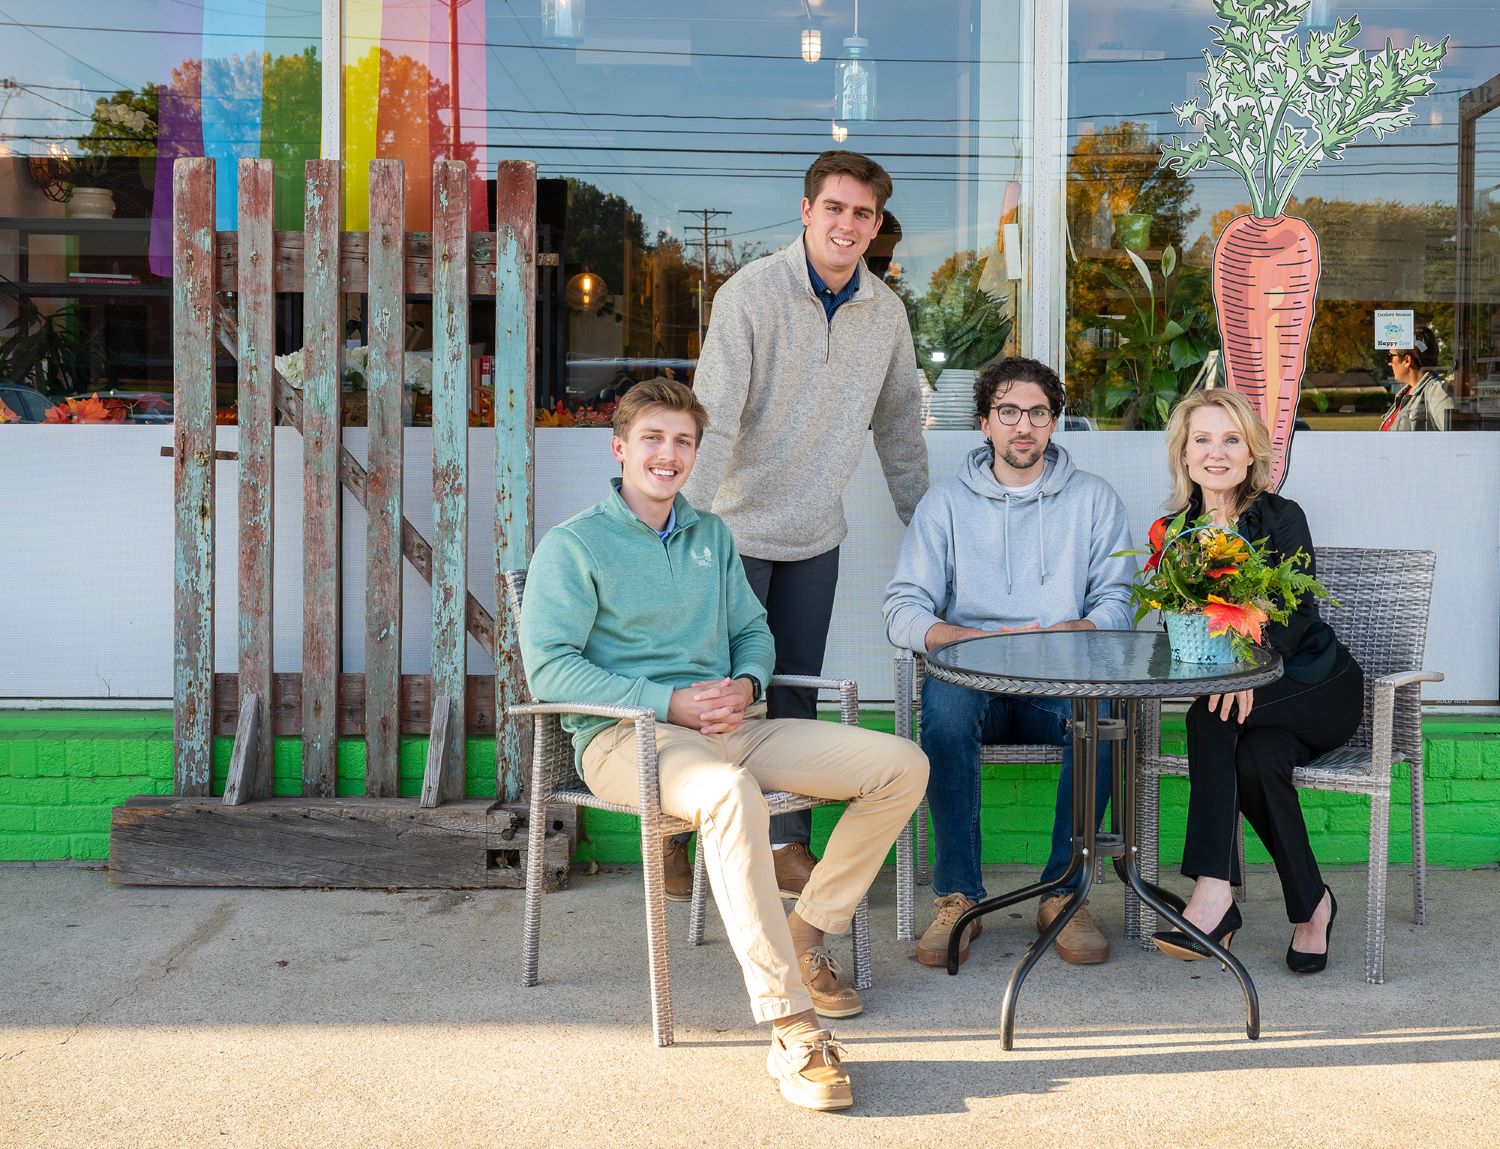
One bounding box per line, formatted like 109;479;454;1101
1160;2;1447;490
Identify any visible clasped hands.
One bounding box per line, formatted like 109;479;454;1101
667;676;756;735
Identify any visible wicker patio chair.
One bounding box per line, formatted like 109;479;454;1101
504;569;872;1048
891;647;1067;941
1128;547;1442;984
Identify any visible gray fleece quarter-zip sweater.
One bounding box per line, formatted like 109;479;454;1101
883;441;1138;653
682;234;929;561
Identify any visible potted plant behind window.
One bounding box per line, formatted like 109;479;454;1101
1117;512;1329;663
1093;244;1216;429
0;292;106;398
69;89;160;219
914;252;1013;429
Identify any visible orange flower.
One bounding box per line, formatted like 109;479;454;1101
43;395;126;424
0;398;18;424
1204;565;1239;579
1147;517;1169;552
535;401;575;428
1203;595;1268;642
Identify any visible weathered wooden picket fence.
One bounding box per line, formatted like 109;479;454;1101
109;156;572;888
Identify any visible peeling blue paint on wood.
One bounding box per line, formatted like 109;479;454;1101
431;160;469;804
236;158;276;801
301;159;343;797
493;160;537;804
173;157;217;797
365;158;405;798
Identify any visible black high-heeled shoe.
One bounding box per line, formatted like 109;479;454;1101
1152;902;1242;963
1286;886;1337;974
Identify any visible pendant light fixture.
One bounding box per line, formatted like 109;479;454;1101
834;0;875;122
802;23;823;63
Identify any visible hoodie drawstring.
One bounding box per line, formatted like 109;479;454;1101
1038;490;1048;584
1002;496;1013;593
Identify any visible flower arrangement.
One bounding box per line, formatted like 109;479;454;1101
1120;512;1330;657
535;399;618;428
43;395;127;423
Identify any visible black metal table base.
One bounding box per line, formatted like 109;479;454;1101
943;699;1261;1050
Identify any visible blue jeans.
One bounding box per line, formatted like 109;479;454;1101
919;676;1112;901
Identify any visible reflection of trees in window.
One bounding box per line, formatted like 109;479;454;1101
346;48;481;230
1066;122;1206;426
909;251;1013;383
561;179;774;373
1198;198;1456;393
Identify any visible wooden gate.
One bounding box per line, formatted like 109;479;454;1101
109;157;572;888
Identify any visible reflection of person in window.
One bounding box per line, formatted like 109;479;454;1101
1380;326;1453;431
862;211;902;282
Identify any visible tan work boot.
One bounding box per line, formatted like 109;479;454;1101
916;893;981;967
767;1026;852;1111
1037;893;1109;964
797;947;863;1018
773;843;818;897
662;837;693;902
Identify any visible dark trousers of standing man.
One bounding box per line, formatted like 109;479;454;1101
1180;650;1363;923
740;547;842;846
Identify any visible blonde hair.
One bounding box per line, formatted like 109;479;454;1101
1163;389;1274;517
612;377;709;445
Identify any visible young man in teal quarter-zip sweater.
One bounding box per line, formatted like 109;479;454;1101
519;378;927;1113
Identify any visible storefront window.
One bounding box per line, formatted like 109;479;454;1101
482;0;1026;425
0;0;322;424
1067;0;1500;430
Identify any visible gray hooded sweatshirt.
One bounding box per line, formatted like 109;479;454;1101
883;440;1138;653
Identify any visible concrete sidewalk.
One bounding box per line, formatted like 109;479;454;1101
3;863;1499;1149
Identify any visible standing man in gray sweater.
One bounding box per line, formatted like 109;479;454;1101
681;150;929;899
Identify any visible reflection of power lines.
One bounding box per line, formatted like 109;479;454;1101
680;207;730;349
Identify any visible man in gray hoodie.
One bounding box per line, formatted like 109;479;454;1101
682;150;929;898
883;357;1136;968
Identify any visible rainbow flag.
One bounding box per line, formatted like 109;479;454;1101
151;0;488;275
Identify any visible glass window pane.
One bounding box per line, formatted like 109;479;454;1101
1067;0;1500;430
0;1;322;423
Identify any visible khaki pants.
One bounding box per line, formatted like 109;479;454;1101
582;717;928;1022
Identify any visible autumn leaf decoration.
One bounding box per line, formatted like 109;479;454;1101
42;395;127;424
1114;512;1330;658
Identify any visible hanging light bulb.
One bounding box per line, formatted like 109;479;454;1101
801;21;822;63
834;0;876;122
566;270;606;310
831;120;848;143
541;0;584;45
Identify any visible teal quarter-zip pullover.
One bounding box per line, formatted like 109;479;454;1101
519;479;775;769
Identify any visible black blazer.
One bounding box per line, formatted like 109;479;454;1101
1186;490;1343;683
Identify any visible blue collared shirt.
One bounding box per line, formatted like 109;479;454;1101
807;259;860;322
653;503;677;543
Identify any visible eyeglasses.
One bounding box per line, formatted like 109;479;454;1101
989;404;1056;427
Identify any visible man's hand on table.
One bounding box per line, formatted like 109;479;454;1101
668;677;756;735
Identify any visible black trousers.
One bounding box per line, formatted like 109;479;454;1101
1180;650;1364;923
741;547;842;845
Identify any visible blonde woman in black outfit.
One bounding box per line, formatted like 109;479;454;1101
1150;390;1364;974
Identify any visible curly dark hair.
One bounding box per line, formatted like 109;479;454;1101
972;357;1067;423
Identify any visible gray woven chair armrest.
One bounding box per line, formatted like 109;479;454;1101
770;675;860;726
1369;670;1443;773
1375;671;1444;689
511;701;656;723
512;701;665;820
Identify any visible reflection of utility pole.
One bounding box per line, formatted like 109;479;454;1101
680;207;730;349
438;0;477;157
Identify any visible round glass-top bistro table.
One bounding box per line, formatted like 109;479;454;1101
924;629;1282;1049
